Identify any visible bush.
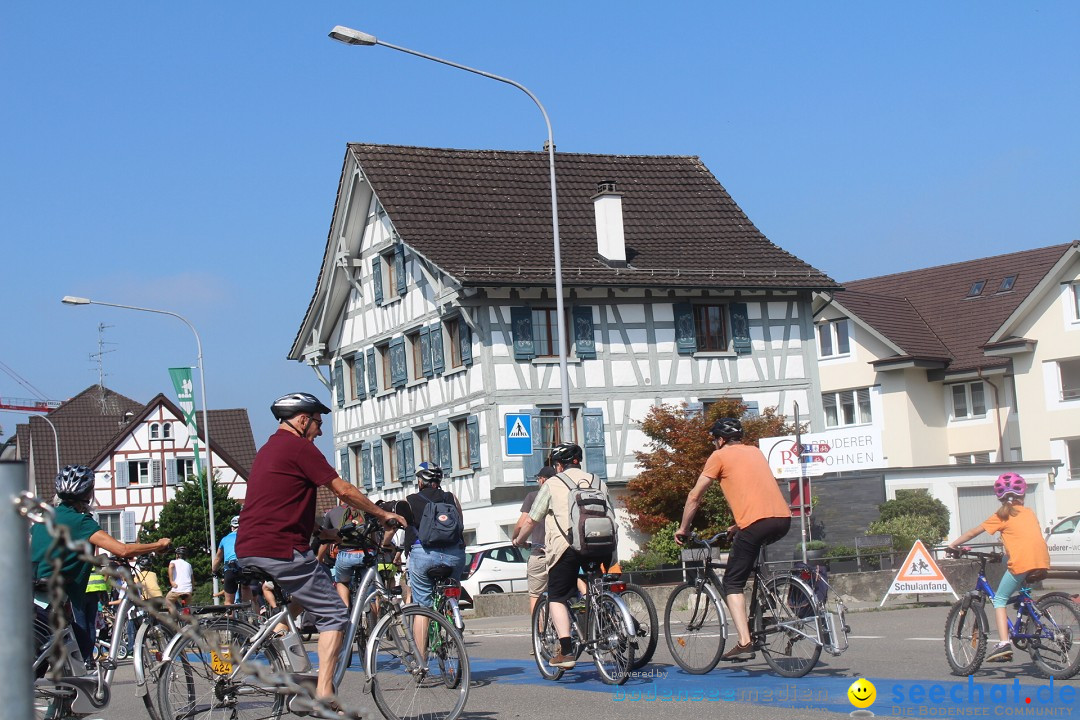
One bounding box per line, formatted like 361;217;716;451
825;544;856;559
877;490;949;538
796;540;827;551
622;550;669;572
868;514;946;555
623;522;684;570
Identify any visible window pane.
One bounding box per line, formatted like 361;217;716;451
817;324;832;357
856;388;872;424
840;391;856;425
1073;285;1080;320
455;420;469;470
1068;438;1080;479
822;394;838;427
532;309;556;357
417;429;429;463
970;382;986;415
694;305;726;351
1061;359;1080;400
835;321;850;354
952;385;968;418
447;321;462;368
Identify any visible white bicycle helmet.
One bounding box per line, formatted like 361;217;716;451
55;465;95;501
270;392;331;420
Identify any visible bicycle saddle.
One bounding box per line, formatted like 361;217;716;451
238;566;274;584
1025;569;1048;583
427;564;455;580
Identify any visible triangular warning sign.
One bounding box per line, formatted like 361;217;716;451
508;418;530;438
880;539;956;605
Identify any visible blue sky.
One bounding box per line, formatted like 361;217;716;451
2;2;1078;455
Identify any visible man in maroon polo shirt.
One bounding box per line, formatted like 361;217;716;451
237;392;405;703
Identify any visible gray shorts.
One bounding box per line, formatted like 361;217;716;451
527;551;548;598
238;550;348;633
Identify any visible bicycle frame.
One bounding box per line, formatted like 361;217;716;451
573;573;637;647
969;561;1054;643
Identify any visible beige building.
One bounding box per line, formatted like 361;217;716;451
814;241;1080;529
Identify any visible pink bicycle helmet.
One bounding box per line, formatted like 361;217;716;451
994;472;1027;500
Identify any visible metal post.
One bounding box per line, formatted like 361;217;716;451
793;402;808;564
33;414;60;474
1;461;33;720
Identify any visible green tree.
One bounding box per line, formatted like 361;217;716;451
624;398;800;537
138;472;242;595
876;489;950;537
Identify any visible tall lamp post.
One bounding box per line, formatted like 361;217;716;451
328;26;573;438
62;296;219;601
32;414;60;475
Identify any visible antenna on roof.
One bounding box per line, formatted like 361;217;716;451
91;323;116;414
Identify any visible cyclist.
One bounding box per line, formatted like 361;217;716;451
947;472;1050;662
235;392;405;703
514;465;557;629
166;546;194;609
213;515;249;603
512;442;614;669
674;418;792;661
30;465;171;661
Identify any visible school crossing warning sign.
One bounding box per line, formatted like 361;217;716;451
879;540;957;606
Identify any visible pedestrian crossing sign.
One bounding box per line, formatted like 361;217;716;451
505;413;533;456
880;539;956;605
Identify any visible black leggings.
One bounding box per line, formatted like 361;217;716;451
722;516;791;595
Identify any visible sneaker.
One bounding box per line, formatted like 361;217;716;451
986;642;1013;662
549;652;577;669
721;641;756;661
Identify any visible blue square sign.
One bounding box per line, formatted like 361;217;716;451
505;413;533;456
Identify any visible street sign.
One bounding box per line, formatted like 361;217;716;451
880;540;957;605
505;413;533;456
761;427;884;478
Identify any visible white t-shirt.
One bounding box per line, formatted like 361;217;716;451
170;559;194;593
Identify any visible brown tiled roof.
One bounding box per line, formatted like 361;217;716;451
196;409;257;476
841;242;1076;373
347;144;838;290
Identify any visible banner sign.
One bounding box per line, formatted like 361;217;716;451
169;367;203;475
760;426;884;478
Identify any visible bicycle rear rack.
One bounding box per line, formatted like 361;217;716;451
822;598;850;656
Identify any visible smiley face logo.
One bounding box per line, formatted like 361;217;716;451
848;678;876;709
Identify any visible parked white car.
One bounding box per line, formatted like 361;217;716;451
460;542;531;602
1045;513;1080;573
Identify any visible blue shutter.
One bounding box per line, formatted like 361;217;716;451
437;422;452;472
354;354;367;399
743;400;760;418
373;440;385;490
371;256;384;305
686;402;704;419
430;323;445;375
394;244;406;296
121;511;137;543
573;306;596;359
151;459;163;487
674;303;697;355
510;306;534;360
339;448;351;482
583;407;607;480
420;326;433;378
333;358;345;408
459;321;473;367
390;337;407;388
467;415;481;470
361;443;373;491
115;462;129;488
366;348;377;394
396;433;406;484
404;435;416;484
522;408;544;483
730;302;751;355
166;459;178;486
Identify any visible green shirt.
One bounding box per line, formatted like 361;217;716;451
30;503;101;605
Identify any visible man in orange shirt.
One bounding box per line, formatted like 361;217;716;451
675;417;791;660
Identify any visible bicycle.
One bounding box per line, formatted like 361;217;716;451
430;565;466;635
663;532;849;678
943;548;1080;679
613;580;658;670
531;559;637;685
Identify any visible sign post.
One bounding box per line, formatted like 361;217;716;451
505;413;533;457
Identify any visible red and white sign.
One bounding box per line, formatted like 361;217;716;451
880;540;956;605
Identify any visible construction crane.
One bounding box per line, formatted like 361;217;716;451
0;397;61;413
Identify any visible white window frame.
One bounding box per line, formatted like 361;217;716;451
817;319;851;358
128;460;151;486
162;422;172;439
1059;358;1080;402
822;388;873;428
950;381;987;420
176;457;197;482
150;423;160;440
97;511;122;538
953;452;993;465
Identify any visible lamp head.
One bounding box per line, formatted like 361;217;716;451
328;26;377;46
61;296;91;305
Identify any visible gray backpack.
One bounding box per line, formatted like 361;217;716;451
552;472;618;559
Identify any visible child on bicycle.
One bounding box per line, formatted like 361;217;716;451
947;472;1050;663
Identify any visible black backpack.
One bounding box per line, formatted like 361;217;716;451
416;490;463;548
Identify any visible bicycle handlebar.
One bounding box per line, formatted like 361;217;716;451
946;546;1004;563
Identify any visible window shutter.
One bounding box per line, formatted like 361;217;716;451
354;354;367;399
674;303;697;355
366;348;377;395
339;448;351;482
583;407;607;479
373;441;384;490
166;459;178;486
334;358;345;408
420;326;433;378
371;256;384;305
430;323;445;375
460;321;473;367
115;462;130;489
730;302;751;354
686;402;704;419
743;401;760;418
394;244;406;296
510;306;534;360
390;337;407;388
151;459;163;487
522;408;544;483
467;415;481;470
437;422;452;472
121;511;137;543
396;433;406;484
361;443;373;491
404;435;416;484
573;306;596;359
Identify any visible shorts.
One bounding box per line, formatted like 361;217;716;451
334;548;370;586
546;548;585;604
408;545;465;608
165;590;192;606
238;549;348;632
722;516;791;595
223;564;242;595
527;550;548;597
993;569;1024;609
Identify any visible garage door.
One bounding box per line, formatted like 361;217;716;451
957;483;1040;545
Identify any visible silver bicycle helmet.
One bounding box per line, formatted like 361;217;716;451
270;392;331;420
416;463;444;485
55;465;95;501
710;418;744;440
548;442;583;465
230;515;240;530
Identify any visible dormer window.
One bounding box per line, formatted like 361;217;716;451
967;280;986;298
997;275;1017;293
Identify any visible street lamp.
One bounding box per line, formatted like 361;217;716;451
32;414;60;475
328;26;573;437
62;296;220;600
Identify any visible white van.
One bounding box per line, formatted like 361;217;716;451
1045;513;1080;573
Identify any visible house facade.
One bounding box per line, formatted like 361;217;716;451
290;144;839;553
813;242;1080;528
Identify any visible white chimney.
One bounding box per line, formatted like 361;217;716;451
592;180;626;266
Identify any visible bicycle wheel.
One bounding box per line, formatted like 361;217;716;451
664;582;726;674
157;618;286;720
759;575;823;678
368;605;470;720
592;594;635;685
33;613;74;720
1030;596;1080;680
944;598;988;676
530;595;565;681
619;583;658;670
134;620;172;720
